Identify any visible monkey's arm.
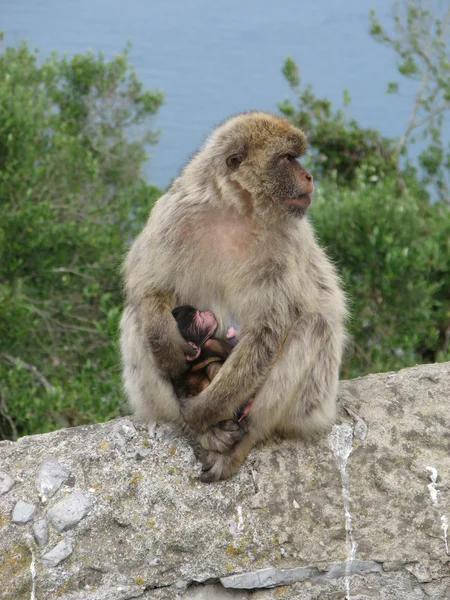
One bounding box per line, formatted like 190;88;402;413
180;316;286;431
137;292;197;378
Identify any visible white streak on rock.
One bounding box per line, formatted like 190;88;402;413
441;515;449;555
229;505;244;537
29;545;37;600
329;422;356;600
236;506;244;532
426;466;439;505
425;466;448;556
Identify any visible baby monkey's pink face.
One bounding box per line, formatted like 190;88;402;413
194;310;217;340
176;307;218;361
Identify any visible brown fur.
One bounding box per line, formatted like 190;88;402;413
120;111;348;481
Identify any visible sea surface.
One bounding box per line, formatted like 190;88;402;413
2;0;420;188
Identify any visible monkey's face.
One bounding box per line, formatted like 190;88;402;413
265;153;314;218
224;115;313;219
191;310;217;345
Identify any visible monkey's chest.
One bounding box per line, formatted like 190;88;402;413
201;218;253;262
173;213;268;326
174;244;253;331
179;217;254;282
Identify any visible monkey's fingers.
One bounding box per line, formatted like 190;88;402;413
200;451;222;482
186;342;201;361
183;340;199;358
199;448;241;483
200;451;238;483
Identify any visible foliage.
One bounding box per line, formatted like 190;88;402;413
370;1;450;202
0;36;163;439
2;6;450;440
310;172;450;378
278;57;401;187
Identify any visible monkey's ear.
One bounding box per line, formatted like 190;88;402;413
226;145;246;171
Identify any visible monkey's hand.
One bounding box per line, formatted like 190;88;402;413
198;419;248;454
153;331;198;379
179;394;218;433
138;293;197;378
180;393;249;434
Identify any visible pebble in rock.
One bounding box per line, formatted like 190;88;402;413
12;500;37;523
35;458;70;501
0;471;15;496
42;537;73;567
32;518;48;547
47;491;93;532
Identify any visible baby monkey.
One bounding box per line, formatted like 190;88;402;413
172;306;252;420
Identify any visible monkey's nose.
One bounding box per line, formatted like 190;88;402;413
305;173;313;181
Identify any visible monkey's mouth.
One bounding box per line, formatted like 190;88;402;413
281;194;312;207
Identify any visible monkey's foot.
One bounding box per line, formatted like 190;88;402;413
200;451;239;482
200;433;256;482
198;420;247;454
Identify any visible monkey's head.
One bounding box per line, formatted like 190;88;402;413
172;306;218;350
209;112;313;219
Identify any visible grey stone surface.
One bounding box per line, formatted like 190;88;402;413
221;566;315;588
11;499;36;523
41;537;73;567
0;362;449;600
35;457;70;500
32;518;48;547
0;471;15;496
47;491;93;532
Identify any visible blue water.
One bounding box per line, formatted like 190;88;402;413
2;0;418;188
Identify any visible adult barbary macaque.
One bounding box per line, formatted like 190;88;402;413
120;111;347;482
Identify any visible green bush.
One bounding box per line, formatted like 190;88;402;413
2;28;449;440
310;172;450;378
0;37;163;439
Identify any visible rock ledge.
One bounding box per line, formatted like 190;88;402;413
0;362;449;599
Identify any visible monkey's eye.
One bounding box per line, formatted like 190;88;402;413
285;153;298;162
226;145;246;171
